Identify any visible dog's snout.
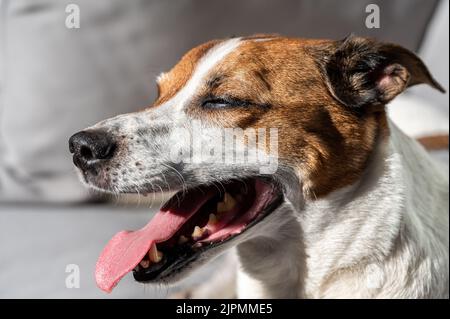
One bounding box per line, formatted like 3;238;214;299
69;130;116;170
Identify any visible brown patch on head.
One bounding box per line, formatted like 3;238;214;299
174;37;383;197
152;35;443;198
154;39;220;106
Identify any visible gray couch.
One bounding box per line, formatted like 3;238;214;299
0;0;447;298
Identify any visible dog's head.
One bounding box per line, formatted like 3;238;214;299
69;35;443;292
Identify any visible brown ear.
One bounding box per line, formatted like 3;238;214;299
315;35;445;109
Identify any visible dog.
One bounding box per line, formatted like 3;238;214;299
69;35;449;298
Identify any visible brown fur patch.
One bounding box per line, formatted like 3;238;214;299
179;38;387;197
151;36;440;199
154;40;220;106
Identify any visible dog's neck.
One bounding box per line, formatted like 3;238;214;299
237;120;449;298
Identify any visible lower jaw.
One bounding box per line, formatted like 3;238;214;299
131;177;283;283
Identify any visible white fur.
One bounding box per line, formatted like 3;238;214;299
234;121;449;298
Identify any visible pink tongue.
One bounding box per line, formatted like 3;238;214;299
95;190;214;293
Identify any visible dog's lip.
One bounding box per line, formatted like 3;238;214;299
132;185;284;283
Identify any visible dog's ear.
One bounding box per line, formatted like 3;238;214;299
313;35;445;109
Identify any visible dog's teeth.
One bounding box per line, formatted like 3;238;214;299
149;244;163;263
208;213;218;225
178;235;189;244
140;260;150;269
192;226;203;239
192;226;206;240
217;193;236;213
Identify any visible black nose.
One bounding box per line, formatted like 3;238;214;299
69;130;116;171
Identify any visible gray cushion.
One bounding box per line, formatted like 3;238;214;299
0;0;159;201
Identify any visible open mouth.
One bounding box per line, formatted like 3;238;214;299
95;177;283;293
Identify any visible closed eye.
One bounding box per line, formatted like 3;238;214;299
201;96;250;109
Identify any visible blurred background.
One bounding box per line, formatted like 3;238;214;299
0;0;448;298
